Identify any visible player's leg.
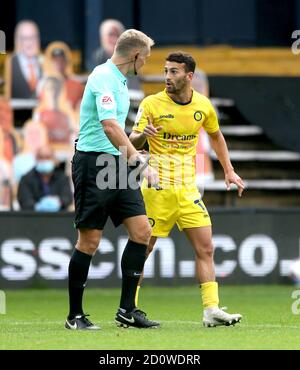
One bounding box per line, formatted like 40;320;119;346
65;228;102;330
135;236;157;306
135;185;177;308
115;215;160;328
184;226;242;327
185;226;215;282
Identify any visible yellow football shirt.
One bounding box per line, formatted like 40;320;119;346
133;89;219;186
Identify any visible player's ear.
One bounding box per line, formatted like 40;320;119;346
187;71;194;81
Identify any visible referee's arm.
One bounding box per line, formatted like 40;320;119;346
101;118;141;161
102;118;159;186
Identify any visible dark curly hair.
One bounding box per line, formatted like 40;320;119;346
166;52;196;73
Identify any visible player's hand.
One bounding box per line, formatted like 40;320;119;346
141;165;159;187
143;116;163;137
137;149;149;156
225;170;245;197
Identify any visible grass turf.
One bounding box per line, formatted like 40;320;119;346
0;285;300;350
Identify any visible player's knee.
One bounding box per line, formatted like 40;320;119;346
196;241;214;259
203;242;214;258
131;224;152;245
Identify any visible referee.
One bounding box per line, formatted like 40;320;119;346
65;30;160;330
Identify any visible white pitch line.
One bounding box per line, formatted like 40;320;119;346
1;320;300;330
241;324;300;329
161;321;300;329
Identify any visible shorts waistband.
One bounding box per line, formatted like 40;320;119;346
76;150;120;158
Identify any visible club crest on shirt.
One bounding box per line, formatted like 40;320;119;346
194;111;202;121
148;218;156;227
101;94;115;110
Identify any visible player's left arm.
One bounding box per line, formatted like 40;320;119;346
209;129;245;197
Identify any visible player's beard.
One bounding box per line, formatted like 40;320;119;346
166;79;187;94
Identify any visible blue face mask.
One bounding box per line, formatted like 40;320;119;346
36;160;55;174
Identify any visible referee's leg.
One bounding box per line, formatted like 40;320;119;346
115;215;160;328
65;228;102;330
120;215;151;311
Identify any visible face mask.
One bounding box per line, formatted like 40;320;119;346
36;160;55;174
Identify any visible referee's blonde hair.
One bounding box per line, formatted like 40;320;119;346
115;29;154;56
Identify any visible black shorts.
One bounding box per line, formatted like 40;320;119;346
72;150;146;230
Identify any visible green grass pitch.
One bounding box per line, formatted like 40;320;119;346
1;285;300;350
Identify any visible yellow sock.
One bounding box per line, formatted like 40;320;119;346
200;282;219;309
135;285;141;307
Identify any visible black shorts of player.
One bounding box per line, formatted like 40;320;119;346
72;150;146;230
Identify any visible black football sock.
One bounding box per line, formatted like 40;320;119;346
119;240;147;312
68;248;92;320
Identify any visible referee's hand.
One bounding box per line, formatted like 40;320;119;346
143;116;163;137
142;165;159;188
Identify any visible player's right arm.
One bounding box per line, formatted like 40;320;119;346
130;117;162;149
129;100;162;149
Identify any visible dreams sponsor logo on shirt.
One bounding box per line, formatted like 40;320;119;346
163;132;196;141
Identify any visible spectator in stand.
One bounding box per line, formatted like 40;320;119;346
34;76;75;147
0;97;20;163
5;20;42;99
43;42;84;111
13;119;49;184
0;127;12;210
17;146;72;211
91;19;142;91
92;19;124;67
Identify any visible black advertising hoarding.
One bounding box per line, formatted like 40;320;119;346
0;209;299;288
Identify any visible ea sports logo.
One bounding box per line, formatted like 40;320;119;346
102;96;113;104
100;94;115;110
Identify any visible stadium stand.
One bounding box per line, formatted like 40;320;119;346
0;45;300;210
204;100;300;207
